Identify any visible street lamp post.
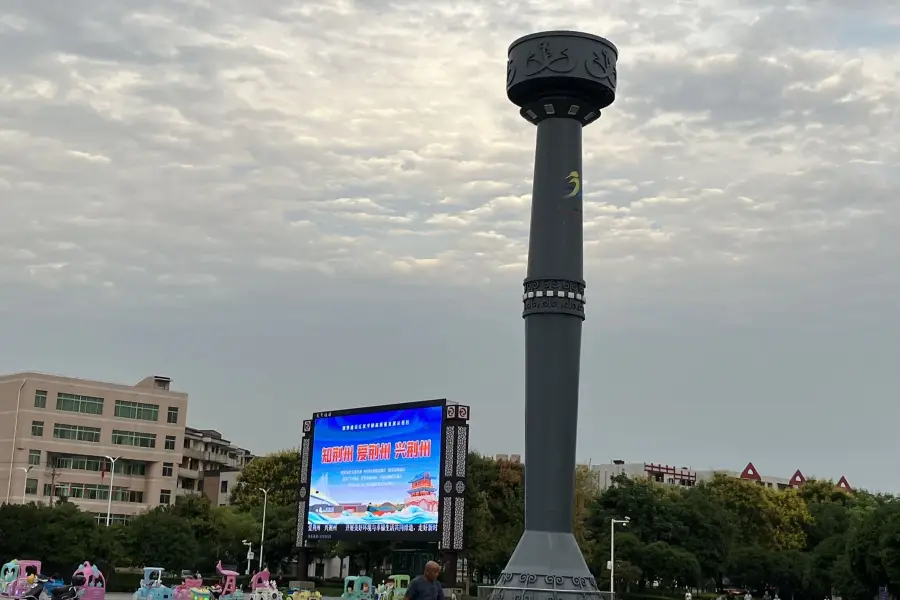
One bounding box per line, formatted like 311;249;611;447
18;466;33;503
242;540;253;575
610;517;630;598
104;456;120;526
258;488;269;571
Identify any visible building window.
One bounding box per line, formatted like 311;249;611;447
162;463;173;477
56;393;104;415
111;429;157;448
42;483;53;496
220;480;228;493
25;479;38;495
114;399;159;422
53;423;101;443
34;390;47;408
93;513;132;525
165;436;176;451
181;478;195;491
112;489;144;503
53;454;146;476
59;482;143;502
167;406;179;424
159;489;171;505
31;421;44;437
28;450;41;466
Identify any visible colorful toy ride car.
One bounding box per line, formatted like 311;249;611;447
213;562;243;600
0;561;19;595
174;576;205;600
383;575;408;600
287;590;321;600
7;561;41;598
133;567;173;600
248;570;281;600
341;577;373;600
183;586;211;600
73;562;106;600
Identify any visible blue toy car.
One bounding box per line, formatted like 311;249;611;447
133;568;173;600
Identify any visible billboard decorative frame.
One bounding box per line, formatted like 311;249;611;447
439;404;470;550
296;399;468;545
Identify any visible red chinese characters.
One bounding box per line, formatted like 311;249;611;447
394;439;432;459
356;442;391;461
323;440;433;463
321;445;354;464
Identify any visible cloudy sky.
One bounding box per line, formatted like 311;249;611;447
1;0;898;492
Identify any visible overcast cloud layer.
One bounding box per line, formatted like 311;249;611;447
1;0;898;491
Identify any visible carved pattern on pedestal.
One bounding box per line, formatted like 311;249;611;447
488;573;602;600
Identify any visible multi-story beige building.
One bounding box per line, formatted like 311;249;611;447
0;372;188;524
181;427;253;505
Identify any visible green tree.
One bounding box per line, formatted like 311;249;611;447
230;450;300;511
672;485;737;584
253;504;298;570
463;453;524;580
638;541;701;589
128;508;200;571
847;499;900;597
0;502;110;575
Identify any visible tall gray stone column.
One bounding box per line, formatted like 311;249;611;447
490;31;618;600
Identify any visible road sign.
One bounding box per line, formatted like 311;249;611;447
247;551;255;560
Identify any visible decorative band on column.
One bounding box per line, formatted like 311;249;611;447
518;96;604;126
522;278;586;319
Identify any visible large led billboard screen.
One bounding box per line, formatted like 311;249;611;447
305;401;444;541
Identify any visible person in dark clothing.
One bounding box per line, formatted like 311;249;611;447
403;562;444;600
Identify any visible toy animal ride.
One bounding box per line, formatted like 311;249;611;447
288;591;321;600
214;562;243;600
248;571;281;600
7;561;41;598
134;567;173;600
341;577;373;600
0;561;18;595
174;576;205;600
72;562;106;600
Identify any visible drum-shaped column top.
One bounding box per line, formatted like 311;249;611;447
506;31;618;126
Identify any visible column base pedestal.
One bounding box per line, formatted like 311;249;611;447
489;530;602;600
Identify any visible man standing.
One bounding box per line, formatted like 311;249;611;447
404;562;444;600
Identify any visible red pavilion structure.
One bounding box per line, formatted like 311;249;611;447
405;472;438;511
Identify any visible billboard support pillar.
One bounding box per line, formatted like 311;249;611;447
441;550;458;588
295;548;310;581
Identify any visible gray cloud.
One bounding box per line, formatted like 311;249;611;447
0;0;897;491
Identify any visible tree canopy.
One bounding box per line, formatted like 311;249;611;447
229;449;300;511
2;450;898;600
